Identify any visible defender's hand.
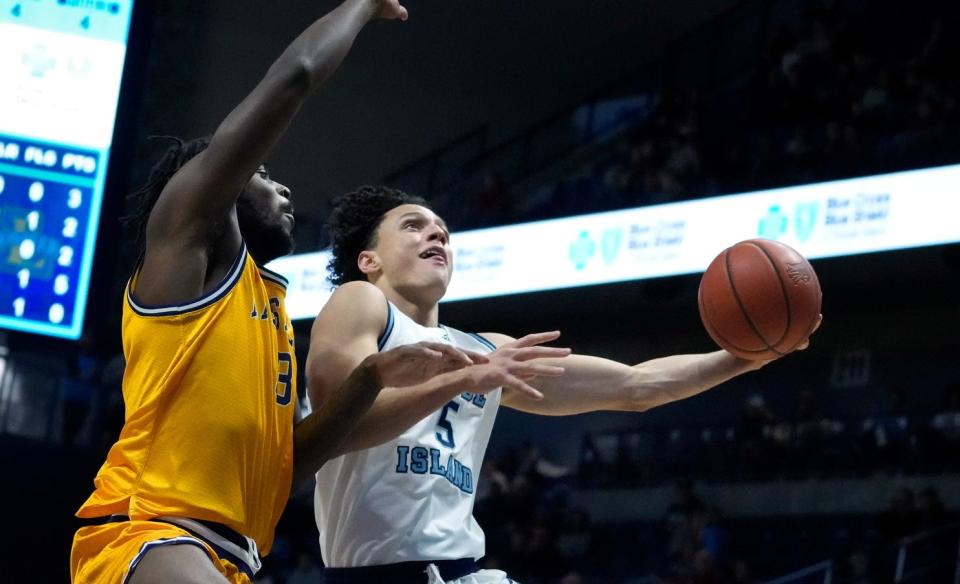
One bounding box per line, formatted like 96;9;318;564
366;342;487;388
489;332;571;380
479;331;572;399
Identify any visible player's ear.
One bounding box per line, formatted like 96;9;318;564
358;250;381;276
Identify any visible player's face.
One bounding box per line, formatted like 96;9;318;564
237;167;295;263
371;204;453;295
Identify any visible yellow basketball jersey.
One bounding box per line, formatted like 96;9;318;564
76;245;296;554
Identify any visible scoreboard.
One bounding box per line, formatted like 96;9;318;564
0;0;134;339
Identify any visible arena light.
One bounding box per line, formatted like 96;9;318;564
0;1;135;338
269;164;960;320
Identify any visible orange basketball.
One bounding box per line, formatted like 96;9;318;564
698;239;821;360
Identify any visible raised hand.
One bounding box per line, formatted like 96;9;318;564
372;0;408;21
367;341;487;388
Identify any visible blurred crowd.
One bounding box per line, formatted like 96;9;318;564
443;0;960;229
250;446;956;584
579;383;960;487
8;1;958;582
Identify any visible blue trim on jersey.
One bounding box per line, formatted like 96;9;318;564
468;332;497;351
377;301;395;351
258;265;289;289
123;537;220;584
195;537;256;580
127;244;247;317
123;534;256;581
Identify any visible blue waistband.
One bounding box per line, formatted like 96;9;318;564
323;558;479;584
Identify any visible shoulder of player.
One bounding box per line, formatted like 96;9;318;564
311;281;388;336
475;331;514;348
328;280;388;309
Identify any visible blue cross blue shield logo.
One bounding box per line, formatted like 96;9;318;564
758;205;788;240
794;202;818;242
569;231;596;270
601;228;623;265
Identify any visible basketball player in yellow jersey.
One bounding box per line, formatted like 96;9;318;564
70;1;526;582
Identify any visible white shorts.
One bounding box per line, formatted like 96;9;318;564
427;565;518;584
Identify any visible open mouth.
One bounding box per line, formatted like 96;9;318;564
418;248;447;264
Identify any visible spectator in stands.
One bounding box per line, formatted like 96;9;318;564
862;386;915;472
578;432;604;487
476;457;512;506
789;389;822;475
515;441;572;491
931;383;960;469
555;508;593;570
736;394;776;478
697;508;731;570
877;487;919;542
664;479;708;576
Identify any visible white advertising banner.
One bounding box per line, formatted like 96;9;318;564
268;164;960;320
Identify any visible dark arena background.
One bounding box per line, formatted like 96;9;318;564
1;0;958;582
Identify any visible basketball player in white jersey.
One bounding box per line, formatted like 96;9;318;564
306;186;818;583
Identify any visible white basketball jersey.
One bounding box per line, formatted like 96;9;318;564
314;302;501;567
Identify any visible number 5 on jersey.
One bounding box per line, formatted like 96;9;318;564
436;401;460;448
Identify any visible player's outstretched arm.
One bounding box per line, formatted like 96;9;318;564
303;282;569;460
137;0;406;305
495;321;818;416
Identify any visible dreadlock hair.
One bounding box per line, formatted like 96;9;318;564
121;136;211;254
326;185;427;286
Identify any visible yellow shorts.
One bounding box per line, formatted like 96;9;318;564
71;520;253;584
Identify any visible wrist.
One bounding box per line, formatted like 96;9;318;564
717;350;766;372
357;0;380;21
431;366;474;397
736;355;769;372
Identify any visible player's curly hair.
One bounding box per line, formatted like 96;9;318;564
121;136;211;254
326;185;427;285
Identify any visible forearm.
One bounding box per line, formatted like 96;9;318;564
631;351;763;409
267;0;377;92
204;0;376;185
330;369;473;457
507;352;762;415
292;359;382;488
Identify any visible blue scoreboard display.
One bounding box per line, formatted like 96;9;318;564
0;0;134;339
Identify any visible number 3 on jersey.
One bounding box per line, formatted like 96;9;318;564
276;352;293;406
436;401;460;448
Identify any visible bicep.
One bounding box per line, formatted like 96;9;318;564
306;337;376;409
146;147;247;241
146;68;311;243
305;283;387;408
